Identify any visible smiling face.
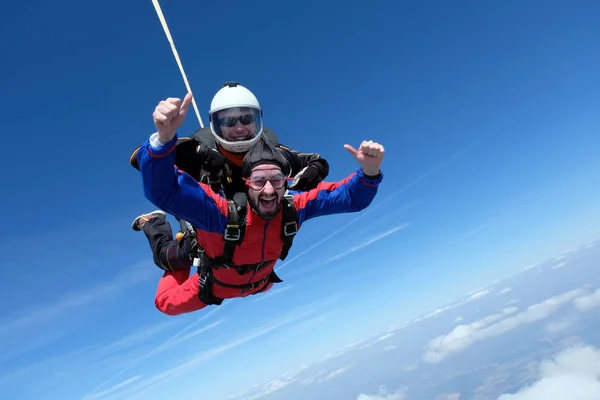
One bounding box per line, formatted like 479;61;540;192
246;164;287;220
216;107;259;142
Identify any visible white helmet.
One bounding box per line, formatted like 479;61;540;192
209;81;264;153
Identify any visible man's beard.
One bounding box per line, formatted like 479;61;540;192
249;194;281;220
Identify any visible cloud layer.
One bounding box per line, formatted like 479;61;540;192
356;386;406;400
497;344;600;400
423;287;595;364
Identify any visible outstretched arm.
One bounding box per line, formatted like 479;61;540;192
294;140;385;224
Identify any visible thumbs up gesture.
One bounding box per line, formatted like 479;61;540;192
344;140;385;176
153;92;193;143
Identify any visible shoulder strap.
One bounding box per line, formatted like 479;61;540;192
279;193;298;261
222;193;248;265
190;127;217;148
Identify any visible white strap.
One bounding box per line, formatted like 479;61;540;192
151;0;204;129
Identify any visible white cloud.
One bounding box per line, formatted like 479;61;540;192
498;287;513;295
93;319;182;356
224;365;310;400
356;386;406;400
455;316;464;323
554;248;577;261
424;306;519;364
298;364;355;387
250;284;295;302
574;289;600;312
227;377;294;400
323;223;409;264
320;337;369;362
431;394;461;400
544;315;577;334
420;305;453;321
497;344;600;400
442;394;461;400
468;289;491;301
374;333;395;343
423;289;585;364
275;203;394;272
318;364;354;382
164;320;225;347
521;263;539;272
412;286;497;324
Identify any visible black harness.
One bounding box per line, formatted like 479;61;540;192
179;193;298;306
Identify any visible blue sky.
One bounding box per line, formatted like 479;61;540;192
1;0;600;399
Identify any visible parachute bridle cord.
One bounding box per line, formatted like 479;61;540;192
151;0;204;129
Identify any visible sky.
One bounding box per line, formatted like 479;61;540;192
1;0;600;399
219;240;600;399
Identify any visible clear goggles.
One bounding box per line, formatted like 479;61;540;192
244;171;287;190
210;107;263;142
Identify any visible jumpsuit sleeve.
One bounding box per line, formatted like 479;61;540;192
294;168;384;225
137;133;229;233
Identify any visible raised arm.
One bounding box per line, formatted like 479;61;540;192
294;140;385;224
137;93;229;233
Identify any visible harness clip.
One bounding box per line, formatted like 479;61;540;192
224;224;241;241
283;221;298;236
199;270;209;286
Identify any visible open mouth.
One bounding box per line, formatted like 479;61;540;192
260;196;276;210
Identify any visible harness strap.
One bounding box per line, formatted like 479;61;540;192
222;195;247;264
279;194;298;261
197;264;224;306
210;273;270;291
198;254;274;275
197;265;283;305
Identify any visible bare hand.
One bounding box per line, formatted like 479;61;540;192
153;92;193;143
344;140;385;176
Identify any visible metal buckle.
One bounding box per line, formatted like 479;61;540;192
224;225;241;241
283;221;298;236
199;270;209;286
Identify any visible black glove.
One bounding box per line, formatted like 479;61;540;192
289;165;322;190
197;145;227;176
